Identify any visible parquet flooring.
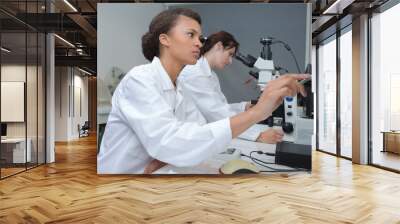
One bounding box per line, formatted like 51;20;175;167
1;135;400;223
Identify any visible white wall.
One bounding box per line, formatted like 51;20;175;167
1;82;25;122
55;67;89;141
55;67;68;141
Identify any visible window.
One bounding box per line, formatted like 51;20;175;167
370;2;400;171
339;28;352;158
317;36;337;154
0;1;47;179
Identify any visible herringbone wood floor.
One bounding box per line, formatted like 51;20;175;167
1;135;400;223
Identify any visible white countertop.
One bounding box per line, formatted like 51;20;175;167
154;138;295;175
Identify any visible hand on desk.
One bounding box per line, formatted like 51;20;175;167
256;129;284;144
143;159;167;174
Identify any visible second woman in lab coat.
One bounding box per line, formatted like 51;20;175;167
179;31;284;144
97;8;308;174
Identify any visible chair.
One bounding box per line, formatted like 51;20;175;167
79;121;90;138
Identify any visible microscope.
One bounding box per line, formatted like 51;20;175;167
235;37;313;145
235;38;278;90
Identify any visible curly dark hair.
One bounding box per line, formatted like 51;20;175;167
141;8;202;61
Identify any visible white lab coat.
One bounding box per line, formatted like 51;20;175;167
97;57;232;174
179;56;263;141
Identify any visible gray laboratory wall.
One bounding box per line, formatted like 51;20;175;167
97;3;311;124
97;3;166;124
170;3;311;102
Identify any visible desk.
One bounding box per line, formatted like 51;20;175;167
1;138;31;164
154;139;294;174
382;131;400;154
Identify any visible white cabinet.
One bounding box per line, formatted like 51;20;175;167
1;138;32;163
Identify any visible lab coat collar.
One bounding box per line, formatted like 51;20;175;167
198;56;213;77
152;56;175;91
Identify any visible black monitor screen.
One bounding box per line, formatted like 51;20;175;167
1;123;7;136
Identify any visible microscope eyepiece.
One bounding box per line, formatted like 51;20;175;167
235;52;256;68
260;37;274;45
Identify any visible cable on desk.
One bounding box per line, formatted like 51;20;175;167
241;151;308;173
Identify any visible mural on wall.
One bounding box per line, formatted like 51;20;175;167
97;3;313;175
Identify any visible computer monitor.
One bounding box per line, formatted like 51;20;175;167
1;123;7;137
